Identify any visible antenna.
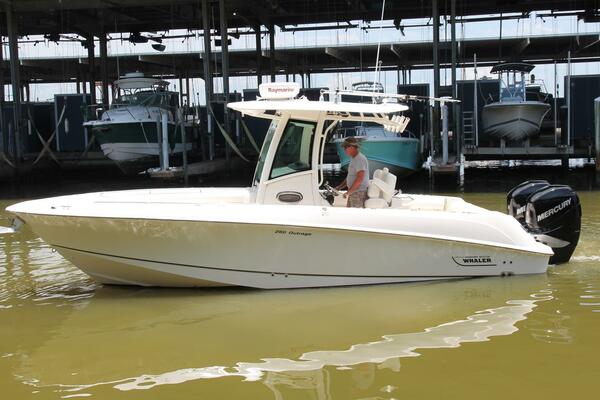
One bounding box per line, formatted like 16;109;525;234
373;0;387;98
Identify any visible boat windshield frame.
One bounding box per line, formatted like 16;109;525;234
253;119;279;186
112;89;179;110
268;119;316;180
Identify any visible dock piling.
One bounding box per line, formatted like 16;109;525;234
178;108;189;186
255;24;263;85
595;97;600;172
86;35;96;106
6;3;22;162
269;24;275;82
99;28;109;107
161;112;169;171
473;53;479;147
219;0;231;162
201;0;214;161
432;0;440;158
442;103;449;164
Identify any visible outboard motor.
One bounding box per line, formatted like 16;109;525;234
507;180;550;223
525;185;581;264
508;181;581;264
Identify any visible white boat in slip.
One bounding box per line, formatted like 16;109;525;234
3;83;581;289
481;63;551;141
83;72;192;162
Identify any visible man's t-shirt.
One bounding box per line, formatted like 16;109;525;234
347;152;370;192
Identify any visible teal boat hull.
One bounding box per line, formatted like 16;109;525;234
335;137;421;177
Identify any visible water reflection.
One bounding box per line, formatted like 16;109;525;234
16;287;552;398
109;294;549;393
0;227;96;308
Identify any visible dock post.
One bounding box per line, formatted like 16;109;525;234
6;3;22;162
201;0;214;160
473;54;479;147
595;97;600;172
99;28;109;108
161;112;169;171
432;0;440;159
219;0;231;162
178;108;189;186
0;35;6;154
567;50;572;148
450;0;459;159
156;115;163;168
269;23;275;82
0;35;5;157
86;35;96;106
178;76;184;107
255;24;263;85
442;103;449;164
554;61;558;146
185;75;190;107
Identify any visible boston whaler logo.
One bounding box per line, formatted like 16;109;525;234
453;256;496;267
536;198;571;222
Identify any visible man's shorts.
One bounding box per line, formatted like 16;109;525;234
347;191;368;208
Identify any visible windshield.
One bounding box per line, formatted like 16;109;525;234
115;91;177;109
269;120;315;179
253;119;278;186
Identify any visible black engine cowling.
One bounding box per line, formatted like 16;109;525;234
506;180;550;223
507;182;581;264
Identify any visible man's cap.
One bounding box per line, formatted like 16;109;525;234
341;137;361;148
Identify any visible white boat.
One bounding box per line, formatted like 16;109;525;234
83;72;192;162
481;63;550;141
4;83;580;289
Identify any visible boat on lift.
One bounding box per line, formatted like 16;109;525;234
334;125;420;178
4;83;581;289
481;63;551;142
332;82;420;177
83;72;192;162
333;82;422;177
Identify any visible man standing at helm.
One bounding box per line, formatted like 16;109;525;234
335;137;370;208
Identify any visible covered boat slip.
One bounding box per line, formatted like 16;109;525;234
0;1;599;178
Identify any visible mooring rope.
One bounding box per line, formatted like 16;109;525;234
239;118;261;154
208;106;249;162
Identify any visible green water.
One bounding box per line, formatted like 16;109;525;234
1;192;599;399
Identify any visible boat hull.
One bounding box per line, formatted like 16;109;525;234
481;101;550;141
90;121;192;162
99;142;191;162
335;137;420;177
12;209;550;289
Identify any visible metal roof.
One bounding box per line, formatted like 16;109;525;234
9;33;600;84
1;1;598;36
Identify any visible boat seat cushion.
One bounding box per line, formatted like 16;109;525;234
365;198;388;209
366;168;398;208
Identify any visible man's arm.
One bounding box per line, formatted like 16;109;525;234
335;179;348;191
346;170;365;196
